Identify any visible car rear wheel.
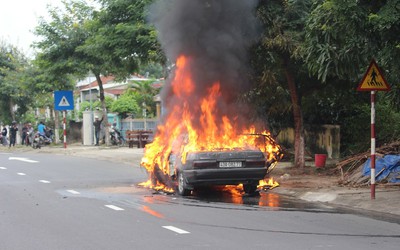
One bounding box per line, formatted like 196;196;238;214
177;172;191;196
243;183;258;195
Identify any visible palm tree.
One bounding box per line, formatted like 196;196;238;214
130;80;160;118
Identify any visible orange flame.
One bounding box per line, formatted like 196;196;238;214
257;178;280;190
141;55;283;192
138;180;174;193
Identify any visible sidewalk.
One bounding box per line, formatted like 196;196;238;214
2;143;399;218
270;161;400;218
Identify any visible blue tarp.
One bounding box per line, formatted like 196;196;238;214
362;155;400;183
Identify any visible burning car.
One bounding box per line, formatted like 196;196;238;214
169;139;276;196
143;131;282;196
140;56;282;195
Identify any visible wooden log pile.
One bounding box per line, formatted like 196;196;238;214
336;141;400;186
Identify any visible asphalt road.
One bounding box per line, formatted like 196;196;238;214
1;152;399;250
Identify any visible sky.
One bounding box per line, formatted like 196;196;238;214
0;0;62;57
0;0;97;58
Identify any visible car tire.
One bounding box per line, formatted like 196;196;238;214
177;171;191;196
243;183;258;195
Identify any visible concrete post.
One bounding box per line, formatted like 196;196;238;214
82;111;93;145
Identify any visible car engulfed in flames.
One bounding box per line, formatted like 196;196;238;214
168;134;280;196
140;55;283;195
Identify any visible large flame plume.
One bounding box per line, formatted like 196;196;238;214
140;55;282;190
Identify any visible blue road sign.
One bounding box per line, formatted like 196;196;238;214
54;90;74;110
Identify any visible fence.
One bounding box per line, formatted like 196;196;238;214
120;118;158;138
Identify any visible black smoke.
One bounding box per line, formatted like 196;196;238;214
148;0;261;130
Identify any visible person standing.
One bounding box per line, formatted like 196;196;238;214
26;123;34;146
1;125;7;146
93;115;104;146
21;123;28;145
9;121;18;147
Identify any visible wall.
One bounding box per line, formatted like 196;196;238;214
277;125;341;159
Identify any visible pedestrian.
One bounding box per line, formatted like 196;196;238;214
2;125;8;146
21;123;28;145
9;121;18;147
26;123;34;146
93;115;104;146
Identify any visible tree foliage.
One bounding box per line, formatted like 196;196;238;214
130;80;160;117
303;0;400;154
110;90;141;118
305;0;400;83
250;0;314;168
94;0;164;76
78;96;114;119
33;0;162;144
0;41;35;123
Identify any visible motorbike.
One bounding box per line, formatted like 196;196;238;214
110;127;125;146
32;132;52;149
45;127;54;142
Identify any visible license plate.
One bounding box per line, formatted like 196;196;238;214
219;161;242;168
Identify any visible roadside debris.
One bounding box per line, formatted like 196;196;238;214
337;141;400;186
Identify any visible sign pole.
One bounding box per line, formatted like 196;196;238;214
54;90;74;148
370;91;376;199
63;110;67;149
357;59;390;200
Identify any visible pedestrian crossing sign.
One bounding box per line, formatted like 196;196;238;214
54;90;74;110
357;59;390;91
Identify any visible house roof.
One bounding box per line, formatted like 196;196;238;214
78;74;164;99
78;74;162;90
78;75;115;91
105;89;125;95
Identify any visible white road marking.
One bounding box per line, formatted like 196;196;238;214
17;173;26;176
0;167;7;170
39;180;51;184
67;190;80;195
9;157;38;163
105;205;124;211
162;226;190;234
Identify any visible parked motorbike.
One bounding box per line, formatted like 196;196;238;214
45;127;54;142
110;127;125;146
32;132;52;149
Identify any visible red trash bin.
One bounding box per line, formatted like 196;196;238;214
315;154;327;168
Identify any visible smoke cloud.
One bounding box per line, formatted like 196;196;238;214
148;0;261;129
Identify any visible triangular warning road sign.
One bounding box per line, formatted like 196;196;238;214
357;59;390;91
58;96;70;107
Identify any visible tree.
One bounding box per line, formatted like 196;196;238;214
130;80;160;118
304;0;400;153
252;0;314;168
139;62;164;78
304;0;373;82
94;0;164;71
34;0;162;145
110;90;140;118
0;41;35;123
